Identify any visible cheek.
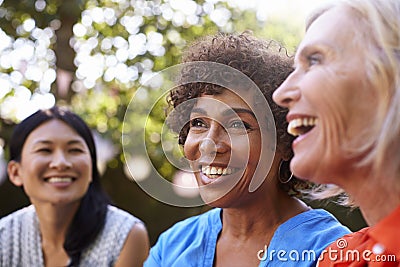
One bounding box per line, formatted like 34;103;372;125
315;78;370;142
23;158;48;175
183;137;197;161
230;136;254;166
75;156;93;177
248;146;262;174
321;68;364;115
308;79;351;131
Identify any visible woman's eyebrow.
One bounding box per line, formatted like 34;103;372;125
32;139;85;146
33;140;53;145
191;107;256;120
222;108;256;119
190;107;207;115
67;140;85;145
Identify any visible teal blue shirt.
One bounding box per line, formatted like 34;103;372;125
145;208;350;267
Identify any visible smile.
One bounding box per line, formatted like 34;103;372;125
45;177;75;183
287;117;318;137
201;165;240;179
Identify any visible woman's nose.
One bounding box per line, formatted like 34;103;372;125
273;72;301;108
199;138;217;157
199;123;229;156
49;150;72;170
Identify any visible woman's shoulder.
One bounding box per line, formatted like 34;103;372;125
144;208;221;266
151;207;221;249
288;208;350;237
0;205;35;229
160;208;221;238
270;208;351;253
101;205;145;241
80;205;145;265
0;206;42;266
105;205;143;224
281;208;349;232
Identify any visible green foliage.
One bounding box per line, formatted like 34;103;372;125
0;0;303;177
0;0;367;244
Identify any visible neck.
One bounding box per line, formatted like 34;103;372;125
214;181;310;267
220;186;309;242
340;172;400;226
33;202;80;247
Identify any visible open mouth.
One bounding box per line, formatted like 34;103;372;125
44;177;75;183
287;117;318;137
200;165;241;179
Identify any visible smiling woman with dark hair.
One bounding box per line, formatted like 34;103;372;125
144;32;350;267
0;106;149;267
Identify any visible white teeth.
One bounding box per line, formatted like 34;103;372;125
287;117;318;136
201;166;236;177
47;177;73;183
202;166;211;176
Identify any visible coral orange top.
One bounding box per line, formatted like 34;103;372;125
318;205;400;266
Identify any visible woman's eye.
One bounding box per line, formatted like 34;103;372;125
230;120;250;130
307;53;322;66
190;118;206;128
69;148;84;153
36;148;51;153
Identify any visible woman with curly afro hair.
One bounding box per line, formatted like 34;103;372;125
145;32;349;267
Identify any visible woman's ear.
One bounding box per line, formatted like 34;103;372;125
7;161;24;187
276;148;291;162
281;152;291;162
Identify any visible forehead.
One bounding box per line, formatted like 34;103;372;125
299;6;360;54
24;119;85;144
194;89;254;110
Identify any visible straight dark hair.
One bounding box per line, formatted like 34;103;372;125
8;106;110;266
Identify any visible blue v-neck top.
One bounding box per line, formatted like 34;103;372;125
145;208;350;267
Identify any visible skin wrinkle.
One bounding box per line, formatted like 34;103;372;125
307;2;398;179
274;5;380;196
274;0;400;225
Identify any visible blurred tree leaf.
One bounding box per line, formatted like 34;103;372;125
0;0;367;243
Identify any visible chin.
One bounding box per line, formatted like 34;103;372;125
199;189;233;208
199;191;223;206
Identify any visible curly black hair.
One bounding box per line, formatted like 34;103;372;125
167;31;311;196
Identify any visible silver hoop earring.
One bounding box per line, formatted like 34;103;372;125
278;161;293;184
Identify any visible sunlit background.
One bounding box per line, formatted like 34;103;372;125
1;0;365;244
0;0;327;122
0;0;329;182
